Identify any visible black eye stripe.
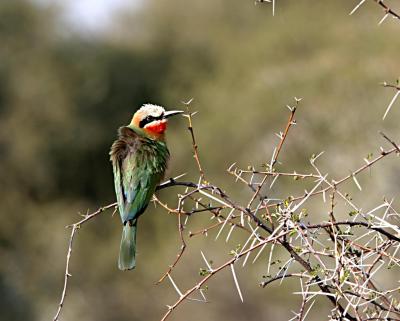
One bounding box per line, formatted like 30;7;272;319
138;113;164;128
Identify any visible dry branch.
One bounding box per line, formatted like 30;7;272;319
54;97;400;321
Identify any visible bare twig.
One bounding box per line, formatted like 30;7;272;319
183;102;205;179
374;0;400;20
270;98;299;168
350;0;400;22
53;203;117;321
379;131;400;154
160;230;290;321
156;207;187;284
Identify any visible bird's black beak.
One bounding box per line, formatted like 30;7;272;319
164;110;184;118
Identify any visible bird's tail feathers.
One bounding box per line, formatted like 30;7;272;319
118;221;137;271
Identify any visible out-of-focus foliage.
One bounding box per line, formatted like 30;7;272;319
0;0;399;320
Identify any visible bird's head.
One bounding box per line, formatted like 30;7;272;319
130;104;183;139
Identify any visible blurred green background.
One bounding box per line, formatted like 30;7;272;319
1;0;400;320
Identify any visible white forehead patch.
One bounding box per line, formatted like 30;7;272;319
139;104;166;118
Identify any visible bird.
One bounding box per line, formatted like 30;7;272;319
110;104;183;270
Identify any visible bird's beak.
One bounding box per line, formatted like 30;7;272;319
164;110;184;118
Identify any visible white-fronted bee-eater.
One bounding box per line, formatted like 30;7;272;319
110;104;183;270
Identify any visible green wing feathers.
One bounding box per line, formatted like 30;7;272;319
110;126;169;270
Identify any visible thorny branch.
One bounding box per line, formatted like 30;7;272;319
381;81;400;120
183;99;205;179
373;0;400;20
156;100;207;284
270;98;299;168
54;94;400;321
350;0;400;23
52;203;117;321
160;230;291;321
154;195;187;284
245;98;298;210
259;1;400;24
153;99;400;321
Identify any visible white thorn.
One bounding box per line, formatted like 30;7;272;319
352;174;362;191
383;90;400;120
226;224;235;242
200;250;213;272
227;162;237;172
272;0;275;16
168;274;183;297
230;264;244;302
378;13;389;25
215;208;235;240
349;0;367;15
181;98;194;105
252;242;267;264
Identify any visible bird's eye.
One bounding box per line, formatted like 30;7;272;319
144;116;155;124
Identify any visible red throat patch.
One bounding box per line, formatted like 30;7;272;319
144;120;167;135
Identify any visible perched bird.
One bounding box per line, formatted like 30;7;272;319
110;104;183;270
